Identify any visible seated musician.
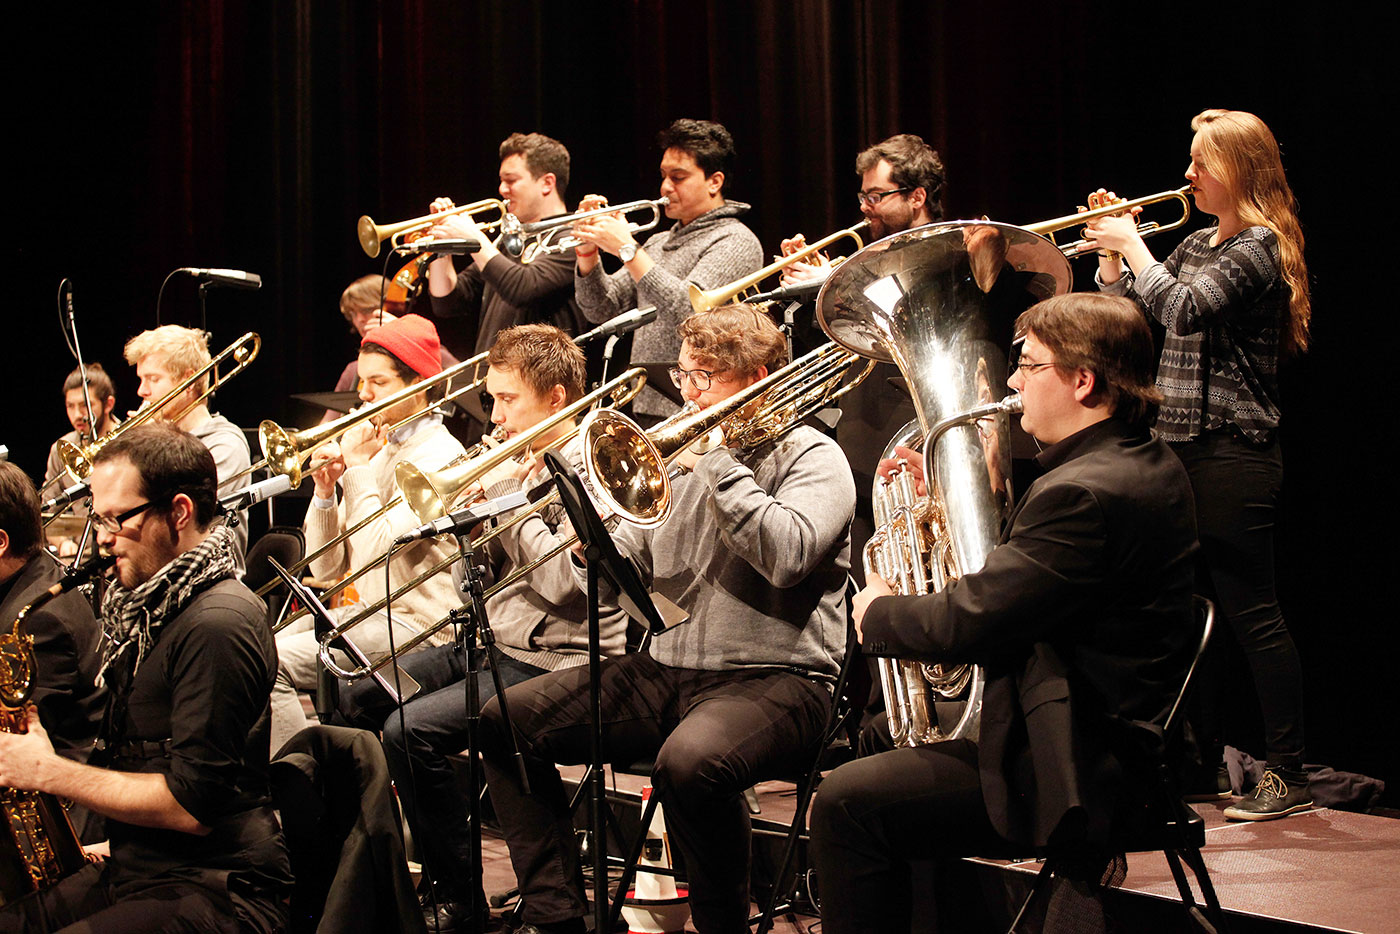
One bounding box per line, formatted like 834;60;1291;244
478;305;854;934
809;294;1199;933
123;325;252;556
0;424;291;933
0;461;106;842
269;313;467;752
571;118;763;424
325;274;461;423
44;362;121;556
338;323;628;933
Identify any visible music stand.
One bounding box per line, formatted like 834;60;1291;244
542;451;668;933
265;557;422;705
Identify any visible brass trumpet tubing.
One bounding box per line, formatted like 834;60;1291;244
59;332;261;481
1024;186;1192;258
503;198;670;263
358;198;506;258
688;221;870;313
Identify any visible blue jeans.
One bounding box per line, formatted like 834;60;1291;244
341;642;547;902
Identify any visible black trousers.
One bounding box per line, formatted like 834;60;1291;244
478;653;831;933
809;740;1019;934
0;860;281;934
1172;430;1304;769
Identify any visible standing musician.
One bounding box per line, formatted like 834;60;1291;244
339;324;629;933
479;306;853;934
123;325;252;557
572;118;764;423
44;363;121;554
0;462;106;778
1085;109;1313;821
0;424;292;933
270;313;467;753
425;133;583;353
809;294;1198;933
779;134;947;560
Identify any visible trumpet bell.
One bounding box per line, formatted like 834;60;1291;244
579;409;672;529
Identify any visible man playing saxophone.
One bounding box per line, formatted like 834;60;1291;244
270;313;467;752
0;424;291;933
809;294;1199;933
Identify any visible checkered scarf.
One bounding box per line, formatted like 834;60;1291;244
96;524;238;687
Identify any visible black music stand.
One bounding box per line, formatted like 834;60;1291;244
541;451;668;933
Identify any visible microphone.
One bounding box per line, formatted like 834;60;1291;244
746;274;828;305
577;306;658;343
394;490;528;545
395;239;482;255
48;553;116;597
178;267;263;289
219;474;294;513
43;480;91;513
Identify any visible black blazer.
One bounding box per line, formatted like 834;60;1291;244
0;552;106;762
862;418;1198;849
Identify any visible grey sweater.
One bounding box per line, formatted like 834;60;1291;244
481;437;628;671
575;202;763;416
583;425;853;680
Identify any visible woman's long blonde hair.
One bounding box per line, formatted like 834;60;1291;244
1192;109;1311;354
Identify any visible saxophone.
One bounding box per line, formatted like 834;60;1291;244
816;219;1071;746
0;554;111;905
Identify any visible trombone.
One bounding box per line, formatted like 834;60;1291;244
325;343;873;682
689;220;870;313
1025;186;1192;258
501;197;670;264
56;332;261;482
276;367;648;638
357;198;508;259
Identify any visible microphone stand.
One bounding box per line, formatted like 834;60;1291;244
541;452;668;934
447;530;530;934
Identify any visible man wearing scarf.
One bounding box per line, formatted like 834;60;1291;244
0;424;291;933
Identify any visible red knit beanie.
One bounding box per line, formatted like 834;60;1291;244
361;313;442;378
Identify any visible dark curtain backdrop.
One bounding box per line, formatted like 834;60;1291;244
8;3;1391;795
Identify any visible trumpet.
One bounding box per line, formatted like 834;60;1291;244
304;368;649;655
1025;186;1192;258
57;332;260;482
689;221;870;313
357;198;507;258
501;197;670;264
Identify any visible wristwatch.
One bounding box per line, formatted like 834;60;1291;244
618;243;638;263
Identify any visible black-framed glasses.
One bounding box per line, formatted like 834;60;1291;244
93;499;164;535
669;366;731;392
1008;360;1060;376
857;187;913;207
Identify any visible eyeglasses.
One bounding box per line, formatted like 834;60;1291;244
1008;360;1060;376
857;187;913;208
93;499;164;535
669;366;733;392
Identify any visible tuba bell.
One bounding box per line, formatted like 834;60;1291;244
817;220;1071;744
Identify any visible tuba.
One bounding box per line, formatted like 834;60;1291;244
1;554;112;904
817;220;1071;744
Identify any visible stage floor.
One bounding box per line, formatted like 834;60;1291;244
464;766;1400;933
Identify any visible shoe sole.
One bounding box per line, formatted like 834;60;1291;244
1222;801;1313;821
1183;790;1233;802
